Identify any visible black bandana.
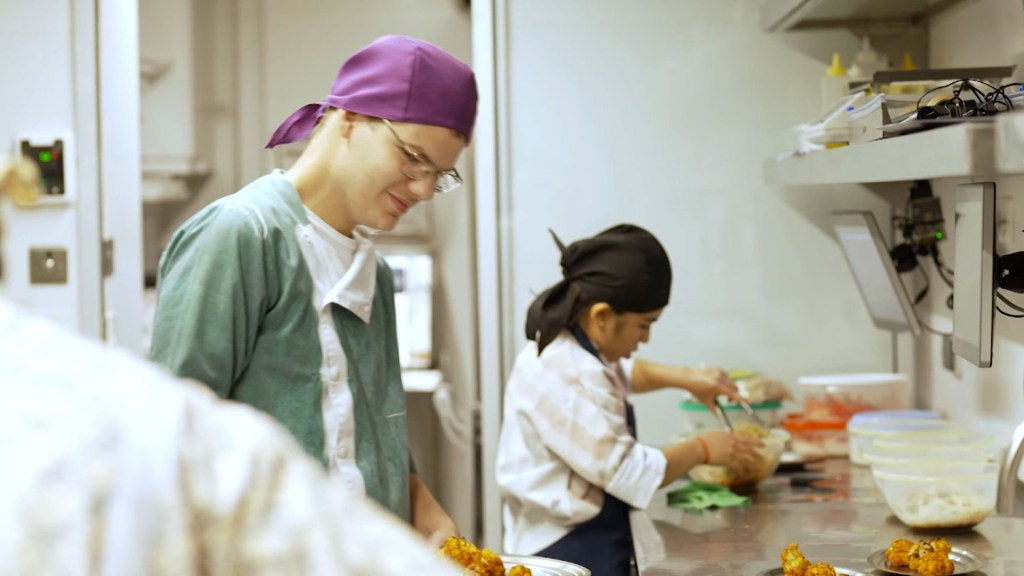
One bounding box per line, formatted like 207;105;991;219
525;224;672;353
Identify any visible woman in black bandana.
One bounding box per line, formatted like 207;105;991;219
495;224;764;576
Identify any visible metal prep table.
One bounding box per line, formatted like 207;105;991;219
631;459;1024;575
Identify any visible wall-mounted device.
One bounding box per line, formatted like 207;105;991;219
15;131;74;205
831;210;923;335
907;180;945;248
952;183;996;368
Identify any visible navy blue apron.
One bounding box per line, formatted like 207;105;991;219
535;325;636;576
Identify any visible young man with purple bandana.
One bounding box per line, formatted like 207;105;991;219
149;35;477;544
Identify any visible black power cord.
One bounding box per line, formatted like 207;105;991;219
915;79;1021;119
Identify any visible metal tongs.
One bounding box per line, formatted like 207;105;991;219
713;396;768;431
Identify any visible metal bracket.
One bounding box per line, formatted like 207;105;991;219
101;238;114;277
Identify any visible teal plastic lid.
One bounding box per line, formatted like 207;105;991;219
679;400;782;412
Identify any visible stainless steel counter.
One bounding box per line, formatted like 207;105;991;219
631;459;1024;575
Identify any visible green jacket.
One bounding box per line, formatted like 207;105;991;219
150;172;410;520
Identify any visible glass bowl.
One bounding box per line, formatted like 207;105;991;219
685;428;790;491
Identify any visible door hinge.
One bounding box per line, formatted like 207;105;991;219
101;238;114;278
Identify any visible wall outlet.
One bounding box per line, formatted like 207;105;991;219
29;247;68;284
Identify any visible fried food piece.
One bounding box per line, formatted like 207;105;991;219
908;539;955;576
885;538;914;568
930;537;952;556
805;563;837;576
439;536;534;576
781;543;810;576
440;536;481;569
910;554;955;576
475;547;505;576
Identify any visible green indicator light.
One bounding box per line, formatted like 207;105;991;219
38;151;51;163
935;232;943;240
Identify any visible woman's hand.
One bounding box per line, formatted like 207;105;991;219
699;429;764;477
685;366;743;410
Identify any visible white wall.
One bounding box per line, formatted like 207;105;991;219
918;0;1024;443
475;0;904;548
497;0;888;447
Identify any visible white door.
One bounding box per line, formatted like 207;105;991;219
0;0;142;353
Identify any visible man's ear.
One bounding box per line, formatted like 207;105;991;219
337;109;367;140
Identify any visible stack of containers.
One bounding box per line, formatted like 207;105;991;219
858;422;1000;530
781;373;910;458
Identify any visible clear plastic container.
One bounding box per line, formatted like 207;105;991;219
677;400;782;433
798;373;910;422
871;461;997;530
863;431;999;466
780;413;849;457
847;417;957;466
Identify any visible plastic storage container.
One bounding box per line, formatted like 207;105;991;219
677;400;782;432
872;461;998;530
847;415;954;466
798;373;910;422
862;430;998;466
780;413;849;457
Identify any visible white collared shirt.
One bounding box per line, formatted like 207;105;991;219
297;207;377;494
496;332;667;555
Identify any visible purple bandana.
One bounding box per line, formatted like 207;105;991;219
265;35;478;148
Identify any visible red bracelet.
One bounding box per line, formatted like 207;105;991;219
696;436;710;464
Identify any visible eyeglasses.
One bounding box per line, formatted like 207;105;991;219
381;118;462;194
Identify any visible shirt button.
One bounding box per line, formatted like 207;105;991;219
337;445;350;459
329;367;341;381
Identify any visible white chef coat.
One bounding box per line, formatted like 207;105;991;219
0;297;461;576
496;331;667;555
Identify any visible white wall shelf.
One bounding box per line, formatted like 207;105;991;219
761;0;969;33
764;122;999;186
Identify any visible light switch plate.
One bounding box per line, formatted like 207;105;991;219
29;247;68;284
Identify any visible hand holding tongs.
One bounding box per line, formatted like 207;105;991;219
713;395;768;431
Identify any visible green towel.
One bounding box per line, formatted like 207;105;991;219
666;481;750;510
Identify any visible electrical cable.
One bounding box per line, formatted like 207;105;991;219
997;306;1024;318
915;79;1020;119
909;267;952;336
913;266;930;304
916;79;965;111
997;291;1024;314
931;250;955;288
